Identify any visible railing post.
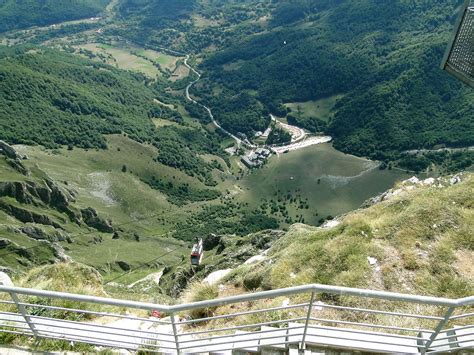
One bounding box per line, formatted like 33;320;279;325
9;291;39;338
170;313;180;354
0;272;38;338
422;306;456;354
300;291;315;350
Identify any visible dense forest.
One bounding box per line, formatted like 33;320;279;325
113;0;474;159
1;0;472;164
0;0;109;32
0;46;157;148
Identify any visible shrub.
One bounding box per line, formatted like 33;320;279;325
181;281;219;319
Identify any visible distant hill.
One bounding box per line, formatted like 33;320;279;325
0;0;109;32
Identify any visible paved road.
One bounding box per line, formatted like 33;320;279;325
270;114;306;143
183;56;255;148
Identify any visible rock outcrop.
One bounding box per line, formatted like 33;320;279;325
0;140;23;160
21;226;72;243
0;200;63;229
81;207;114;233
0;140;30;175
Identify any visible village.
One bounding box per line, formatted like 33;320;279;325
239;116;333;169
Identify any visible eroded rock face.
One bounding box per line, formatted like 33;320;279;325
81;207;114;233
0;181;34;204
21;226;72;243
0;140;22;160
0;200;63;229
0;141;30;175
0;179;79;222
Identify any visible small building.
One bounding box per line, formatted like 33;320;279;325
241;148;272;169
241;156;256;168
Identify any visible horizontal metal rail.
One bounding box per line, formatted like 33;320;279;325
1;284;470;312
305;326;420;349
450;312;474;320
178;325;305;344
27;313;175;339
179;317;307;337
177;302;309;325
307;324;425;342
309;317;435;334
0;282;471;354
19;301;171;324
314;302;444;320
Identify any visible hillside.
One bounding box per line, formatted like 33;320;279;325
184;172;473;303
107;0;474;166
2;172;471;318
197;0;474;161
0;0;109;33
0;0;472;303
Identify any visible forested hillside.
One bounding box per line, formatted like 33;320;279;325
0;0;109;32
28;0;470;162
0;46;227;184
0;46;157;148
198;0;474;160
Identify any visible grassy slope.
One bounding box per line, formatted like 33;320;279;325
238;143;409;226
0;144;189;280
229;173;474;299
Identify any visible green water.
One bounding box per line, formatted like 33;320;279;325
239;143;410;226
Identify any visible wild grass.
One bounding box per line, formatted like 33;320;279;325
181;281;219;319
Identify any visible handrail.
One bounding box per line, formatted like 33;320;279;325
0;283;468;312
0;282;472;354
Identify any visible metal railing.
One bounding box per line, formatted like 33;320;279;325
0;281;472;354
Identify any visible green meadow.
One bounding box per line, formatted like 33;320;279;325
284;95;344;122
239;143;409;226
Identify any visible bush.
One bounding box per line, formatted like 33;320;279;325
181;281;219;319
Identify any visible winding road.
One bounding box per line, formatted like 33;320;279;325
183;56;253;148
181;55;331;154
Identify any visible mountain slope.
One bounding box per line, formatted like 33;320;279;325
185;173;473;303
0;0;109;33
0;46;158;149
198;0;474;159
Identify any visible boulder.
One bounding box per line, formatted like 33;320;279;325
0;272;13;286
117;261;131;271
0;239;11;248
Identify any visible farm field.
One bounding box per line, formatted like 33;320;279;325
239;143;410;226
284;94;344;122
76;43;184;78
